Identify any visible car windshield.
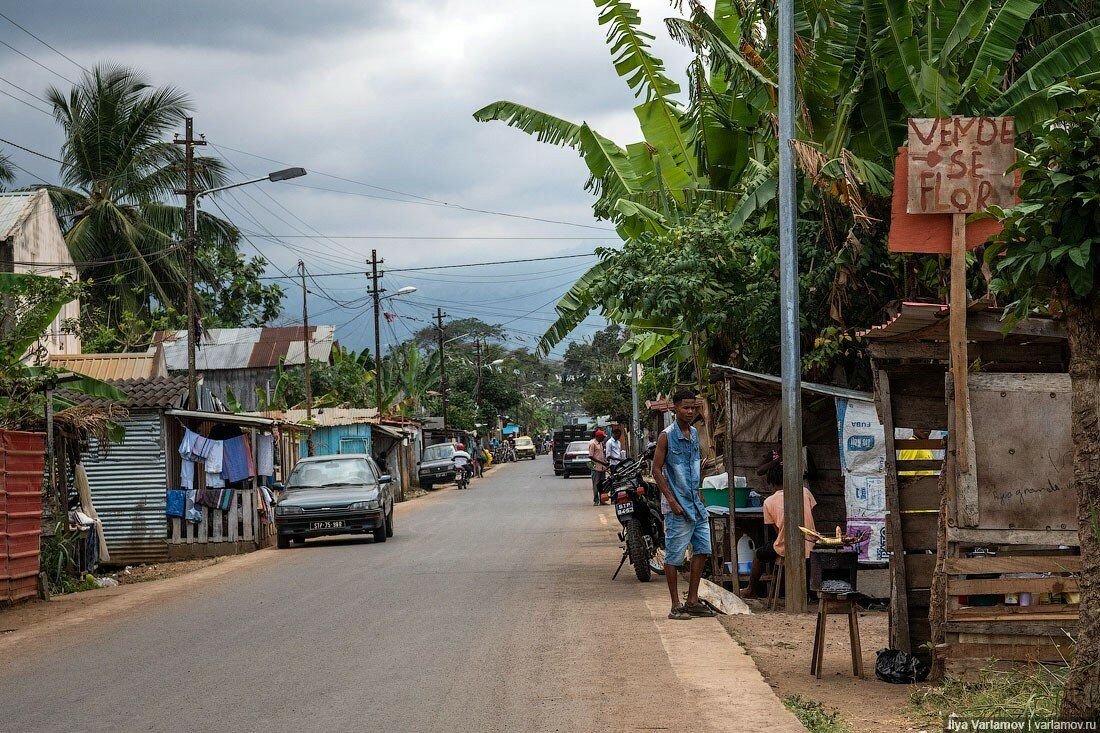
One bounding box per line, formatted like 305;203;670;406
287;459;372;489
422;444;454;462
515;437;533;446
566;441;588;453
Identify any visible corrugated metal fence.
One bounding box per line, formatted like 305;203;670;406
1;429;45;604
82;412;168;564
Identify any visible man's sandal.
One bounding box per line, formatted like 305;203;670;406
684;601;717;617
668;605;693;620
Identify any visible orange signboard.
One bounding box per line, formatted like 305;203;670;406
888;147;1015;254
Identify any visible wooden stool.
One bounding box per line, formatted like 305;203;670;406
810;592;864;679
767;561;784;611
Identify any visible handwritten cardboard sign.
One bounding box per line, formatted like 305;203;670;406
907;117;1016;215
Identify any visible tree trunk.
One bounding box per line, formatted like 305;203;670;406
1060;296;1100;721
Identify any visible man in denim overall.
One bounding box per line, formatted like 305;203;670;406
652;390;716;620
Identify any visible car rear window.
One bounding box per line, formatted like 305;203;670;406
287;459;372;489
566;441;588;453
422;444;455;462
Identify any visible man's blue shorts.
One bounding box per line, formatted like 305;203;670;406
664;511;711;566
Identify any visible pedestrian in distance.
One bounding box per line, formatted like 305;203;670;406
652;390;716;621
606;426;627;471
588;429;609;505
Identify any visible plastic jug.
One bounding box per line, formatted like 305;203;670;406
736;535;756;575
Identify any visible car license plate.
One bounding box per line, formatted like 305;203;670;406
310;520;345;530
615;503;633;517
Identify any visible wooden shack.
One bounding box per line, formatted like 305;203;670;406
862;301;1074;671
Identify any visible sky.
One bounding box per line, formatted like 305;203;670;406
0;1;694;357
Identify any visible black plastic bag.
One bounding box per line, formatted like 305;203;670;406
875;648;929;683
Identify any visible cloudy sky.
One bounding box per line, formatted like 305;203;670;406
0;1;694;356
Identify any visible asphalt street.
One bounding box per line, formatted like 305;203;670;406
0;456;787;733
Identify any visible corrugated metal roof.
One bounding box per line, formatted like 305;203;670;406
710;364;874;402
0;191;37;240
859;301;1066;343
153;326;335;371
164;409;276;428
48;351;167;381
81;412;169;564
248;407;379;427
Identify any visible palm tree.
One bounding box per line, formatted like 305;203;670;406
0;150;14;187
44;64;236;325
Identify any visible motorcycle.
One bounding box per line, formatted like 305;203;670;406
602;453;665;583
455;462;472;489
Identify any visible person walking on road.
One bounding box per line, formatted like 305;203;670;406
652;390;716;621
606;426;627;471
588;430;609;505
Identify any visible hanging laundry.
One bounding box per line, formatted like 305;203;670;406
180;458;195;490
257;432;275;478
221;434;255;483
179;428;198;460
185;489;202;522
204;438;223;475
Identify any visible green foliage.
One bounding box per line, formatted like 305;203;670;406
782;696;852;733
40;521;100;595
911;667;1066;721
477;0;1099;388
988;82;1100;316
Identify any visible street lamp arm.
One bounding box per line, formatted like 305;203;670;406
196;168;307;200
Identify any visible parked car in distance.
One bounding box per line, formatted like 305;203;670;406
562;440;591;479
514;435;536;460
274;454;394;548
418;442;457;490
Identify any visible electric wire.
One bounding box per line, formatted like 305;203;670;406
0;11;89;72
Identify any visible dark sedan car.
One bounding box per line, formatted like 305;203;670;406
274;454;394;548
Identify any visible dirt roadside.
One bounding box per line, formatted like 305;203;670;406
720;605;934;732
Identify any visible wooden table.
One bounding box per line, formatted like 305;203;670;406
707;506;767;589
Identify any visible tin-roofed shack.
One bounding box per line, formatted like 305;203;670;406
709;365;877;595
862;300;1073;674
152;326;335;411
60;378;301;563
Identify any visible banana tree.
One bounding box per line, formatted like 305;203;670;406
0;273;124;428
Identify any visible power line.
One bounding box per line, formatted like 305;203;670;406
214;142;616;232
254;253;598;280
0;37;74;83
0;11;89;72
0;85;50;115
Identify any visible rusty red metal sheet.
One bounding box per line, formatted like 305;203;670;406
1;430;44;604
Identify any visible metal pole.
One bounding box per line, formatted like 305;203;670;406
178;118;203;410
474;338;482;412
778;0;807;614
630;360;640;458
436;308;448;428
299;260;314;456
371;249;384;413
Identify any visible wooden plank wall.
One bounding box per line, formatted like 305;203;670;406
876;364;948;657
167;489;262;558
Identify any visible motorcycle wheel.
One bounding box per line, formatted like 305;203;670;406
625;519;652;582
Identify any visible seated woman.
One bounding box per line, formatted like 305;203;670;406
742;453;817;598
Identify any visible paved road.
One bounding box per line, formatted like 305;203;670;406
0;457;796;732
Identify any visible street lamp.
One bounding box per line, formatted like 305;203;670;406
370;282;417;414
183;166;307;408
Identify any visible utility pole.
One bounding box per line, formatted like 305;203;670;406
474;337;482;412
630;360;640;458
435;308;448;428
173;117;206;409
778;0;807;613
299;260;314;456
369;249;384;413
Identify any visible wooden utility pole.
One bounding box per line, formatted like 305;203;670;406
369;249;384;414
299;260;314;456
436;308;448;428
173;117;206;409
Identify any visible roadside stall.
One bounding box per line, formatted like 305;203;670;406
708;365;870;595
